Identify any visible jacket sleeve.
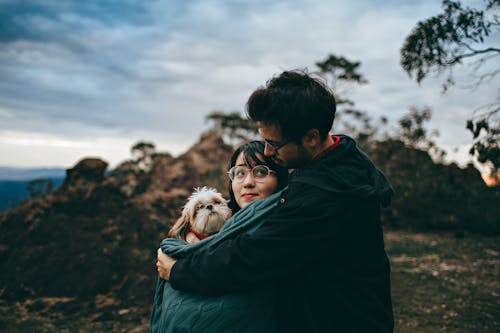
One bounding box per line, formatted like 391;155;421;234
170;183;344;295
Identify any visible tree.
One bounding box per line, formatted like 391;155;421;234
467;110;500;169
205;111;259;145
206;55;375;145
27;178;54;199
398;106;446;161
314;54;388;146
400;0;499;174
131;141;155;159
131;141;156;172
315;54;368;106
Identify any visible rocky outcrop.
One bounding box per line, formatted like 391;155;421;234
0;132;233;304
146;131;232;194
54;158;109;202
65;158;108;183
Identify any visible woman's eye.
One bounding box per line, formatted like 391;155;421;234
255;168;268;176
256;170;267;176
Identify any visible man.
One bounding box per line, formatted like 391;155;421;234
157;70;394;332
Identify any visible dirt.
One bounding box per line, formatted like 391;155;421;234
1;230;499;332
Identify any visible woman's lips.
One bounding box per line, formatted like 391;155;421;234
242;193;257;200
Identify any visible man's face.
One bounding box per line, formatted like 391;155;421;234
258;122;312;169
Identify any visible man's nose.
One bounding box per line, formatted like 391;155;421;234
263;143;274;156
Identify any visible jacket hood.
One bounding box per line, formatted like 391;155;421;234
290;135;393;206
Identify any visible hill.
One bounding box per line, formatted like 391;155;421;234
0;131;232;304
0;131;497;313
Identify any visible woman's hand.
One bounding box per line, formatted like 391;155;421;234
156;248;177;280
185;232;201;244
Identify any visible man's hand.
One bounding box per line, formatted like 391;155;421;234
157;248;177;280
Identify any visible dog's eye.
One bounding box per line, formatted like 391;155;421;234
197;204;204;209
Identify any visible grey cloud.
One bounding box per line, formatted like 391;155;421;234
0;0;497;168
0;0;183;135
0;0;153;42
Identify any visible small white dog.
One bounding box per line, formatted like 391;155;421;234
168;187;232;241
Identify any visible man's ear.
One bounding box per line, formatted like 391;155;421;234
301;129;321;148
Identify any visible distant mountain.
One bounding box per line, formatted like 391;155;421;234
0;167;65;211
0;167;65;181
0;179;64;211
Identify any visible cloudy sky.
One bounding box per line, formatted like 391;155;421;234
0;0;497;170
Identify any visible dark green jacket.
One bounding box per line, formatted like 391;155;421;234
151;191;283;333
171;135;394;332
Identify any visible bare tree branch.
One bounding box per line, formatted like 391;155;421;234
446;47;500;65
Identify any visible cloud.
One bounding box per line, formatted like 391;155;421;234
0;0;497;168
0;128;190;168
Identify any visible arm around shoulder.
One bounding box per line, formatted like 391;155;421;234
170;184;342;295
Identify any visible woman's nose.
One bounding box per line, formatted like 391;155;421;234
242;172;256;186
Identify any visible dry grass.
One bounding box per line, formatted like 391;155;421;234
1;230;499;332
0;295;150;332
386;231;500;332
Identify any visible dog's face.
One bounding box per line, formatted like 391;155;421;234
184;187;232;234
168;187;232;240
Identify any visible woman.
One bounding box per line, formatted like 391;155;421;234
184;140;288;242
151;141;288;333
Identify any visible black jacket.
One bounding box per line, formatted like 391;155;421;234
170;135;394;332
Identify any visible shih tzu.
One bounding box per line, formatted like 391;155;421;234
168;187;232;241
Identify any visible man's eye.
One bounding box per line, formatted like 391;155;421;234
236;170;246;177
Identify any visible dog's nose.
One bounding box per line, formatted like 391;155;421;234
206;204;213;211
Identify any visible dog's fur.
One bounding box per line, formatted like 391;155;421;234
168;187;232;240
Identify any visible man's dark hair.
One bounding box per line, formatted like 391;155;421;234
245;70;336;142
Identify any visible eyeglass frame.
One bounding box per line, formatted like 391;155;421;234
227;164;277;182
263;138;293;152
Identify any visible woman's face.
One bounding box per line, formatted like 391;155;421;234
232;152;279;209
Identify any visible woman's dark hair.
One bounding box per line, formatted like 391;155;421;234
245;69;336;143
228;141;288;213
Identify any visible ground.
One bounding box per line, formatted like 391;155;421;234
0;230;499;332
387;231;499;333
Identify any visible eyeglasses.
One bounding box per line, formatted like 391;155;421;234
264;138;292;153
227;165;276;182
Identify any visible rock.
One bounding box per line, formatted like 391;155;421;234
65;158;108;183
0;133;232;305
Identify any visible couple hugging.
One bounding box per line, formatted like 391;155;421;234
151;70;394;333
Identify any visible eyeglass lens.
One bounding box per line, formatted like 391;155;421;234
265;138;290;152
230;165;271;182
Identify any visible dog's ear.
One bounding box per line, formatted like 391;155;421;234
167;210;191;240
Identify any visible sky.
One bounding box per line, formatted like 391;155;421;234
0;0;498;171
